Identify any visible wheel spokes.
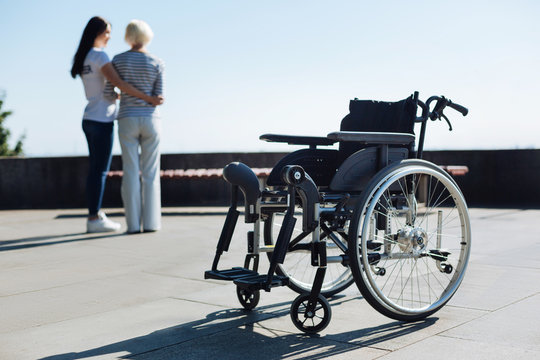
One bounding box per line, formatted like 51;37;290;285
359;166;470;315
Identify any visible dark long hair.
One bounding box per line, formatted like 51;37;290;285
70;16;109;78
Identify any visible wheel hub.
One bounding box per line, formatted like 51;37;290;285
397;226;427;257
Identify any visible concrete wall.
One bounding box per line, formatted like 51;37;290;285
422;150;540;207
0;150;539;209
0;153;286;209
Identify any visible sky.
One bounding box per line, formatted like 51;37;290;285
1;0;539;157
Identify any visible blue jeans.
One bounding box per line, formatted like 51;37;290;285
82;119;114;216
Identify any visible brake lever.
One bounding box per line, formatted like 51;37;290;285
441;113;453;131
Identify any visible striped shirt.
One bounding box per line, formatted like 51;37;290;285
104;50;164;119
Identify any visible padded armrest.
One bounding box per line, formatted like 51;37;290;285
260;134;336;146
327;131;415;145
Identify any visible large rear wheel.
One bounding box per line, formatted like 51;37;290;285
348;160;471;321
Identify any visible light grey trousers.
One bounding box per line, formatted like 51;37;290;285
118;116;161;232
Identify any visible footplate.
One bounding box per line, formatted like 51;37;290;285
234;274;289;291
204;267;258;281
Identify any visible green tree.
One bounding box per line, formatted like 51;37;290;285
0;95;24;156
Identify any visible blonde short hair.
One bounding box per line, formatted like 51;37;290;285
125;19;153;46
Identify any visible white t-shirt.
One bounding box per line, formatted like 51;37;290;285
81;48;117;122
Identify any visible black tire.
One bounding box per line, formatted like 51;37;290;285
290;293;332;333
236;286;260;310
348;160;471;321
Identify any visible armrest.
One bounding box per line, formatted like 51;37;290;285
260;134;336;147
327;131;415;145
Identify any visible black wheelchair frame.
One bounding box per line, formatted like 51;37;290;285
205;92;471;333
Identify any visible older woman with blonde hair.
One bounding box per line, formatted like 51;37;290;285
105;19;164;233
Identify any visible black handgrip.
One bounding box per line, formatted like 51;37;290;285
447;100;468;116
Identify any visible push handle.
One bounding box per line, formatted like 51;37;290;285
447;99;468;116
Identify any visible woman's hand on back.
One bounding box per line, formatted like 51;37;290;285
149;95;164;106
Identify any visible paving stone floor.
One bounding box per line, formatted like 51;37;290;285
0;207;539;359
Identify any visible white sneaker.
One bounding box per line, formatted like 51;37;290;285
87;212;121;233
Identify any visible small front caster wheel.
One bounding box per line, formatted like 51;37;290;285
443;263;453;274
290;294;331;333
236;286;260;310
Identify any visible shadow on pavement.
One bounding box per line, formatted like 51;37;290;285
0;232;124;252
38;296;437;360
54;211;229;219
54;212;125;219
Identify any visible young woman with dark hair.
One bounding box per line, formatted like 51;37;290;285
71;16;163;233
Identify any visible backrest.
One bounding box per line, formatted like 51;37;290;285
339;94;417;158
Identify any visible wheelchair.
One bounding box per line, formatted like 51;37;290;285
205;92;471;333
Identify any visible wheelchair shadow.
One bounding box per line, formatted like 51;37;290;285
38;296;438;360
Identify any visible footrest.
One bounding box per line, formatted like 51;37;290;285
234;274;289;291
367;240;384;251
204;267;258;281
428;249;450;261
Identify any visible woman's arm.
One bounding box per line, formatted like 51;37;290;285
101;63;163;106
152;61;165;100
103;78;118;102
